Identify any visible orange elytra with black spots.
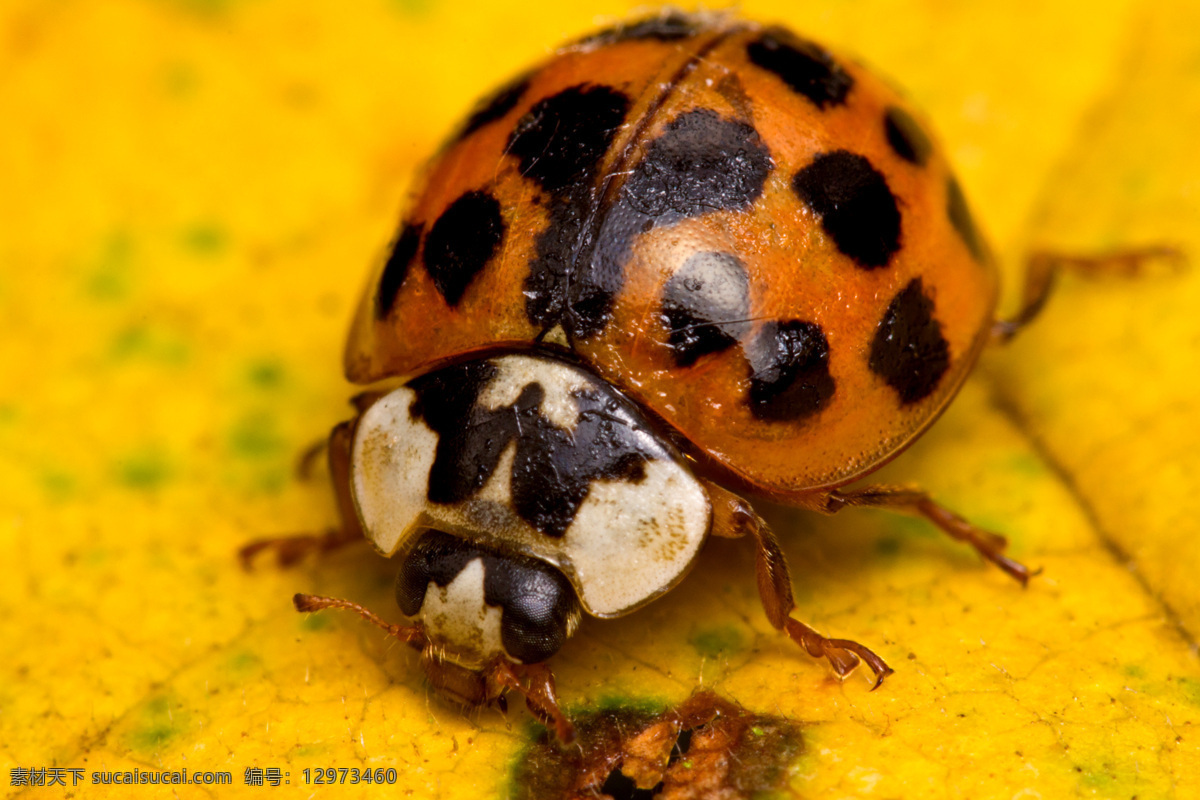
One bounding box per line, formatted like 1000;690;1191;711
346;11;996;499
265;12;1038;741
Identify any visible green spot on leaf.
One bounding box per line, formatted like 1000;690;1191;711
227;650;263;673
301;612;334;632
40;469;77;502
1177;677;1200;706
164;0;239;17
1122;663;1146;679
391;0;434;16
875;536;901;556
116;450;172;490
125;695;186;752
689;625;744;658
109;324;190;365
162;61;198;97
247;359;286;389
1005;452;1047;477
84;232;134;301
229;412;285;459
182;223;227;255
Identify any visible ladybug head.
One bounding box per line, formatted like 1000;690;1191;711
394;529;581;704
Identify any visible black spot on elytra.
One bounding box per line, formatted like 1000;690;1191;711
579;12;700;45
884;106;931;167
620;109;772;221
396;529;579;664
793;150;901;269
407;358;661;539
946;177;987;263
508;85;631;337
423;190;505;306
661;251;751;366
869;278;950;404
746;30;853;109
746;320;835;421
456;75;531;142
509;84;630;195
375;222;422;319
573;109;771;340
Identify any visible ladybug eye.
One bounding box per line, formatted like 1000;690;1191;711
491;558;580;664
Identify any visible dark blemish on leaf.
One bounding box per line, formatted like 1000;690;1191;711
509;692;803;800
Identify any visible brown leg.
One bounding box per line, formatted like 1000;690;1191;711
293;593;427;647
239;419;367;568
706;482;893;689
815;486;1035;585
491;660;576;744
991;246;1184;344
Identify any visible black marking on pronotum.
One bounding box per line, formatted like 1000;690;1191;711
946;177;988;263
868;277;950;404
578;12;701;46
746;29;853;109
423;190;505;306
884;106;932;167
407;359;658;539
456;75;531;142
396;529;580;664
793;150;901;270
746;320;835;421
508;84;632;336
375;222;422;319
661;251;752;366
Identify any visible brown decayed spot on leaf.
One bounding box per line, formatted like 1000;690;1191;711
509;692;803;800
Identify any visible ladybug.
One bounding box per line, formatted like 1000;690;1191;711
251;11;1078;743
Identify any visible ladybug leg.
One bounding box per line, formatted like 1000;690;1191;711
991;246;1184;344
240;419;366;568
707;482;893;688
490;660;576;744
817;486;1036;585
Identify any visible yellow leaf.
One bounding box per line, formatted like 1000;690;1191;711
3;0;1198;797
